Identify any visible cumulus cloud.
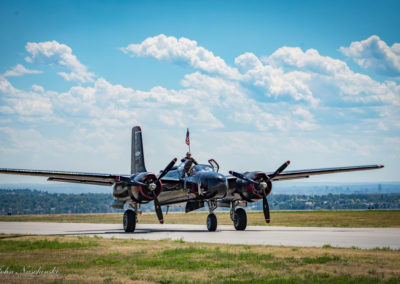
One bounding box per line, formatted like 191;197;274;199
235;52;318;106
340;35;400;77
266;47;349;75
4;64;43;77
1;37;399;170
25;41;95;83
3;38;400;180
121;34;241;79
257;46;400;105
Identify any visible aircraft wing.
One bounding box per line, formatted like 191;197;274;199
0;168;126;186
269;164;384;181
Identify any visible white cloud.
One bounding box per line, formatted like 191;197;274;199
4;64;43;77
1;37;399;182
235;52;318;106
121;34;241;79
0;106;14;114
258;46;400;105
31;84;44;93
25;41;95;83
266;47;349;75
340;35;400;77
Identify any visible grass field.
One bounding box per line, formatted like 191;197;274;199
0;234;399;283
1;210;400;227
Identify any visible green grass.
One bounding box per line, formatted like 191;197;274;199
0;238;97;252
302;255;341;264
1;210;400;228
1;234;398;283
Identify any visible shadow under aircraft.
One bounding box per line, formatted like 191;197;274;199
0;126;384;232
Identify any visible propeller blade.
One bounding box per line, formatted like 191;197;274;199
132;180;148;187
117;176;147;187
262;193;270;223
229;171;259;185
158;158;177;180
153;192;164;224
268;161;290;180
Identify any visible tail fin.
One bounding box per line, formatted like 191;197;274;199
131;126;147;174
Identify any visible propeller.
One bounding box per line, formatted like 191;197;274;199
229;171;259;185
229;161;290;223
151;158;177;224
118;158;177;224
117;176;147;187
158;158;177;180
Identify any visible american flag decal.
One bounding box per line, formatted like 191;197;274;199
186;128;190;146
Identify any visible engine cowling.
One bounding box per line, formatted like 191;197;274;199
129;172;162;203
235;171;272;202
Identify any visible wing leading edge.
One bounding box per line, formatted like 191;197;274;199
1;164;384;185
0;168;125;186
269;164;384;181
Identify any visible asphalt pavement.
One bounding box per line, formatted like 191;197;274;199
0;222;399;249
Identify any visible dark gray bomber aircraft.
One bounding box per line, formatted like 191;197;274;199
0;126;384;232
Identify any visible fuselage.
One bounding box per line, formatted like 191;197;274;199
113;163;229;206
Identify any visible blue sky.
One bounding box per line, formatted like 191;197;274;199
0;0;399;183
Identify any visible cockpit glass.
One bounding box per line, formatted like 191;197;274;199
194;165;214;172
174;162;215;176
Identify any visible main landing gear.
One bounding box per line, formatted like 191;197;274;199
123;210;136;232
206;200;248;231
231;202;247;231
124;204;139;232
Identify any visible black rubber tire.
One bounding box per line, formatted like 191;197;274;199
234;208;247;231
207;213;217;232
123;210;136;232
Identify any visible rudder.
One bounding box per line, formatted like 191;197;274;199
131;126;147;174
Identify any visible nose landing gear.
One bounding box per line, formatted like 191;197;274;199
206;213;217;231
206;200;218;231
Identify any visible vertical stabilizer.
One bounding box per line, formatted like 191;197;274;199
131;126;147;174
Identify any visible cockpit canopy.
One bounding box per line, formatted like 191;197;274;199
163;161;214;178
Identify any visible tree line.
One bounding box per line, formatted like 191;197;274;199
1;189;399;215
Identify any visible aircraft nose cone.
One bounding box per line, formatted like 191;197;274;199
207;173;226;187
205;173;227;198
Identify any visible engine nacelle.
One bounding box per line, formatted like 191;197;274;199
113;172;162;203
130;172;162;203
235;171;272;202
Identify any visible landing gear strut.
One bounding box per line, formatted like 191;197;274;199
231;202;247;231
207;200;218;232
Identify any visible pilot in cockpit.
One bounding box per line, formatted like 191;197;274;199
180;152;198;165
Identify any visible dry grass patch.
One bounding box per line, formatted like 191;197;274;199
0;234;399;283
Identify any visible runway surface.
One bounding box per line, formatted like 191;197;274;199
1;222;399;249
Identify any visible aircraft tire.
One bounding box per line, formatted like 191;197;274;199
233;208;247;231
123;210;136;232
207;213;217;232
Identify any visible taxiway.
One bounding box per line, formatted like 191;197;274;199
0;222;399;249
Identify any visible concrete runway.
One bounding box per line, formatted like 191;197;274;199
1;222;399;249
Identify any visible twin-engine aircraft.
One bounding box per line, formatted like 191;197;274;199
0;126;384;232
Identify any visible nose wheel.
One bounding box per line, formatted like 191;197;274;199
207;213;217;231
206;200;218;231
233;208;247;231
123;210;137;232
